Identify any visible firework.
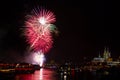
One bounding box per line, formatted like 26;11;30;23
33;51;45;67
25;8;56;53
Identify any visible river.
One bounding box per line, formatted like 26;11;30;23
15;68;59;80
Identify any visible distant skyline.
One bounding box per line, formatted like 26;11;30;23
0;0;118;64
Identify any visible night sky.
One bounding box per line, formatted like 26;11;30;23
0;0;117;64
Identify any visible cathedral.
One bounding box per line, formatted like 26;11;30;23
103;47;111;61
92;47;120;66
92;47;112;62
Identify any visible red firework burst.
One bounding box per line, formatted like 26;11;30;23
24;8;56;53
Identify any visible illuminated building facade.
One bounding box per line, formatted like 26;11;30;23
103;47;111;61
92;47;111;62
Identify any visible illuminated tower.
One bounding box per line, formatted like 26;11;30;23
103;47;111;61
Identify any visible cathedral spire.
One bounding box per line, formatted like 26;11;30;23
98;52;101;58
103;47;111;60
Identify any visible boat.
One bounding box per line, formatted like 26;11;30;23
15;63;35;74
0;63;15;79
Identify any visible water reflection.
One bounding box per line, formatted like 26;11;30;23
63;75;67;80
13;67;120;80
15;68;58;80
39;68;43;80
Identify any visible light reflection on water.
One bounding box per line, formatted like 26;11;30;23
40;68;43;80
15;68;58;80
